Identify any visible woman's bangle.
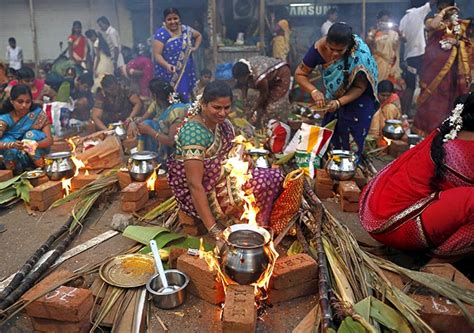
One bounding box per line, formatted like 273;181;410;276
311;89;319;95
336;99;342;109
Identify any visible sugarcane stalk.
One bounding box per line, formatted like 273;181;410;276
0;225;80;310
0;216;74;301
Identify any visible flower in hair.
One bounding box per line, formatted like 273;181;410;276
443;103;464;142
168;92;181;105
238;58;254;76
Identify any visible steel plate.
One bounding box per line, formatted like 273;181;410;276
99;254;155;288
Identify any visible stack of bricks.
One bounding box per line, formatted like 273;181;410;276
178;210;207;236
177;253;225;305
155;174;173;201
315;169;334;199
22;270;92;333
338;180;361;213
388;140;409;158
70;174;100;192
121;182;149;212
0;170;13;182
268;253;318;304
222;285;257;333
29;181;64;211
117;170;132;190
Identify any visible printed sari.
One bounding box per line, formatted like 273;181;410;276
317;35;378;159
359;131;474;257
138;102;189;164
68;34;87;64
154;25;196;102
0;107;50;172
415;20;471;134
168;119;284;227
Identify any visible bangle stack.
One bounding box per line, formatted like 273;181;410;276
335;99;342;109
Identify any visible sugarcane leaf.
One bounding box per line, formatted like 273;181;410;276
337;317;367;333
353;296;371;322
0;174;22;190
123;226;169;245
324;119;337;131
274;151;295;165
287;240;304;256
0;187;17;204
355;296;411;333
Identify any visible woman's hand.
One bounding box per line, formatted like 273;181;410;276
189;46;198;53
166;64;176;73
326;100;341;113
11;141;24;150
439;6;459;17
311;89;326;108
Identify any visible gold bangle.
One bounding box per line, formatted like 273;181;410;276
311;89;319;95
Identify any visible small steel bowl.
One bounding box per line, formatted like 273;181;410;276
146;270;189;309
407;134;422;146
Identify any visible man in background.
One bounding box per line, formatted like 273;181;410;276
5;37;23;71
399;0;436;116
321;8;338;37
97;16;125;70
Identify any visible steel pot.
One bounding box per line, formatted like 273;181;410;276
407;134;422;146
382;119;404;140
128;151;158;182
326;150;357;181
220;224;272;285
109;121;127;140
146;270;189;309
246;148;270;168
44;152;76;180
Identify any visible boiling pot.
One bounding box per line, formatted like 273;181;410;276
44;152;76;180
326;150;357;181
128;151;158;182
109;122;127;140
246;148;270;168
220;224;272;285
382;119;404;140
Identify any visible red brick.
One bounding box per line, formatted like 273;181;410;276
316;188;334;199
121;190;149;212
268;279;317;304
0;169;13;182
222;285;256;333
30;315;91;333
178;209;199;226
121;182;147;202
341;199;359;213
270;254;317;290
168;248;188;269
29;181;63;203
117;170;132;190
122;138;138;151
338;181;360;202
177;254;221;289
30;190;64;212
187;280;225;305
354;168;368;189
381;270;406;290
70;174;100;192
316;169;333;185
50;140;71;153
25;286;93;322
22;270;74;303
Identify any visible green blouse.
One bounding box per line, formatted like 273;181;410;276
175;121;214;161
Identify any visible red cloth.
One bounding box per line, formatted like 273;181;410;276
127;55;153;98
359;131;474;255
415;28;470;133
68;34;87;61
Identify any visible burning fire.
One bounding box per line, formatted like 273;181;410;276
383;137;393;146
61;138;88;196
146;169;158;191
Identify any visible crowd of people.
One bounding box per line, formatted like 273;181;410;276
0;1;472;256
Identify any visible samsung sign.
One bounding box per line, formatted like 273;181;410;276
287;4;334;16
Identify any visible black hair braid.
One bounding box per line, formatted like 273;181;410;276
342;35;357;89
429;121;450;192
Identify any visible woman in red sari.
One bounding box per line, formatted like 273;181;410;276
68;21;88;69
414;1;471;134
359;93;474;257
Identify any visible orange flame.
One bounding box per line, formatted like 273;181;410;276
383;137;393;146
60;138;87;196
146;169;158;191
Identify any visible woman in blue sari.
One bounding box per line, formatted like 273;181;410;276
136;79;189;164
153;8;202;102
295;23;379;160
0;85;52;173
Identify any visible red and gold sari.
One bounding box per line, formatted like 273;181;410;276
414;20;471;134
359;131;474;257
68;34;87;63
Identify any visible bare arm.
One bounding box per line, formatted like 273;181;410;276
91;107;107;130
255;79;270;110
295;62;326;106
37;124;53;149
191;28;202;51
128;94;143;119
184;159;216;230
137;122;177;147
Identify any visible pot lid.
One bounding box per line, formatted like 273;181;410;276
131;151;158;161
330;149;354;156
385;119;402;125
45;151;72;159
246;148;270;155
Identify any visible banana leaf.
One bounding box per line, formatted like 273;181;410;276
274;151;295;165
14;178;33;203
0;187;17;204
337;317;366;333
0;174;22;190
123;226;169;244
354;296;412;333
